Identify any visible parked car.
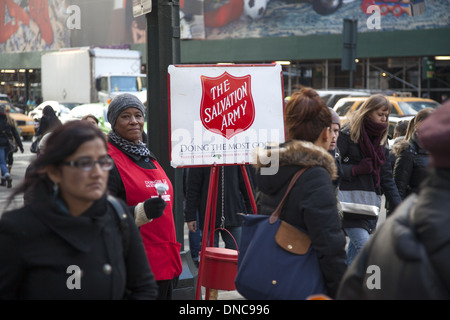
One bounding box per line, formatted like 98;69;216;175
332;96;368;121
0;101;35;140
67;103;111;133
316;89;371;109
66;102;147;135
388;115;414;147
0;93;11;103
28;101;81;122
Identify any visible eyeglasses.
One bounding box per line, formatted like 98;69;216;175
62;156;114;171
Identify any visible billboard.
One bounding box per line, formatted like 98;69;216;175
0;0;146;53
1;0;448;53
181;0;450;40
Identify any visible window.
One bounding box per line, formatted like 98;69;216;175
390;104;400;115
110;76;147;92
100;77;109;92
397;101;440;115
335;101;355;116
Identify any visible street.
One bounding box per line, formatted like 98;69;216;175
0;139;35;214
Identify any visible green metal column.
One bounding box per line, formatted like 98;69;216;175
146;1;184;248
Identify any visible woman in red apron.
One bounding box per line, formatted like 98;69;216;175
106;94;182;300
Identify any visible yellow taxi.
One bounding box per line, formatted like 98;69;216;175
1;101;36;140
333;93;440;123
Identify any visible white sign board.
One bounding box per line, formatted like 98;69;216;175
132;0;152;17
169;64;285;168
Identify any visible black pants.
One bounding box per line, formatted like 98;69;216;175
156;278;178;300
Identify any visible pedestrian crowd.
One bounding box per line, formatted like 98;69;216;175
0;89;448;300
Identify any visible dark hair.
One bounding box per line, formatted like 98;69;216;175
42;105;56;116
284;87;331;142
82;114;99;124
394;120;409;137
37;105;62;136
9;121;108;206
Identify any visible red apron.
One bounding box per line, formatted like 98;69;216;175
108;143;182;280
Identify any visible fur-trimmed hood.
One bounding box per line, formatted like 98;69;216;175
253;140;337;180
392;134;428;157
392;139;411;157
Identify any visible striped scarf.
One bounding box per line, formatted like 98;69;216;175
107;130;152;158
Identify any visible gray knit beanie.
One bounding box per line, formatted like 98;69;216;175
107;93;146;128
329;107;341;128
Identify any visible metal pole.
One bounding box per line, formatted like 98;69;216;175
147;0;184;246
418;57;422;97
366;58;370;90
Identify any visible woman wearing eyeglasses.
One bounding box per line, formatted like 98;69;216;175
0;121;158;300
106;94;182;300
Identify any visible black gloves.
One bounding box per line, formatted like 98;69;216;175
143;197;167;220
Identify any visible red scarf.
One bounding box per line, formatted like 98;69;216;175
359;118;387;187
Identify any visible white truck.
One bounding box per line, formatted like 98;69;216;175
41;47;147;105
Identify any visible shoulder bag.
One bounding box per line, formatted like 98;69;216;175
30;135;41;154
234;168;327;300
107;195;130;257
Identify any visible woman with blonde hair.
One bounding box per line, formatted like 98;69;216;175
337;94;401;265
393;107;434;199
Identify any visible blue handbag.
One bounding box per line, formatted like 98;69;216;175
235;168;327;300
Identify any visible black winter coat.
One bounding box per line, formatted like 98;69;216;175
35;107;61;137
0;115;23;150
393;134;430;199
337;126;401;231
184;165;254;230
337;169;450;299
254;140;347;298
0;195;158;300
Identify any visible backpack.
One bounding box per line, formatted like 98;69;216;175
107;195;130;257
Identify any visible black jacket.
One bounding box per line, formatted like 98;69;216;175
393;134;430;199
35;106;61;137
0;115;23;150
254;140;347;298
184;165;254;230
0;195;158;300
337;126;401;231
337;169;450;299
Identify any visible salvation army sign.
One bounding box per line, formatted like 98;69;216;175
200;72;255;140
169;64;285;168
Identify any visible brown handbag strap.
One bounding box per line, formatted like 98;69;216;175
269;168;307;224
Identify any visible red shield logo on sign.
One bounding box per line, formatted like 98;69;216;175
200;72;255;140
